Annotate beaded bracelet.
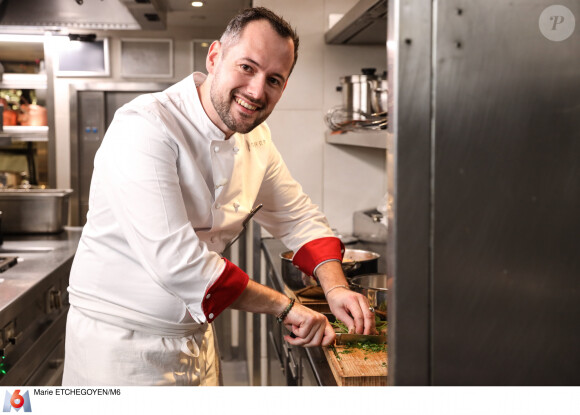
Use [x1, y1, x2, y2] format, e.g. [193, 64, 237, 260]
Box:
[276, 298, 295, 324]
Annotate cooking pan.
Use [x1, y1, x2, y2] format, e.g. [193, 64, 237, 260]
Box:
[349, 274, 387, 317]
[280, 248, 380, 291]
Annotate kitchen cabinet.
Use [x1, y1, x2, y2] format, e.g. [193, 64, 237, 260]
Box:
[0, 229, 82, 385]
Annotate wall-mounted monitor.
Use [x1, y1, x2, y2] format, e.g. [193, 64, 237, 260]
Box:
[56, 38, 110, 77]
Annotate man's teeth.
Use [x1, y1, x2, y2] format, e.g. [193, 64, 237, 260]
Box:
[236, 98, 257, 110]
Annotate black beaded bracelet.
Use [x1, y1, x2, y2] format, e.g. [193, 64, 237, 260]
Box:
[276, 298, 295, 324]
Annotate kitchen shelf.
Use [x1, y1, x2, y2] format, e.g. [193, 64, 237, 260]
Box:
[325, 130, 386, 149]
[325, 0, 387, 45]
[0, 126, 49, 143]
[0, 73, 47, 90]
[1, 73, 49, 144]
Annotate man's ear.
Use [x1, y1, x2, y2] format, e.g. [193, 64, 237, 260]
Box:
[206, 41, 222, 74]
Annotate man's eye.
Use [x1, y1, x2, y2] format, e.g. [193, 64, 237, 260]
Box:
[269, 77, 281, 86]
[241, 64, 252, 72]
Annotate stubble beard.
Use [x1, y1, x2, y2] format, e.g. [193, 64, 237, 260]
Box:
[209, 74, 269, 135]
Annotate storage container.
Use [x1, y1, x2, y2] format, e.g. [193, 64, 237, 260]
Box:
[0, 189, 73, 234]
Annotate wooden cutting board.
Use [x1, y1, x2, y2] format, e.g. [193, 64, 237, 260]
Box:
[323, 344, 388, 386]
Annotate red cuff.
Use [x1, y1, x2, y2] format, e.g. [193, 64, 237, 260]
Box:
[292, 237, 345, 278]
[202, 258, 249, 323]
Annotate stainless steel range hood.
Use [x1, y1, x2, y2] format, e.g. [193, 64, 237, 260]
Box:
[0, 0, 166, 31]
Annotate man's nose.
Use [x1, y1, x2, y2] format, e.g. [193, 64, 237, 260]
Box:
[246, 75, 266, 101]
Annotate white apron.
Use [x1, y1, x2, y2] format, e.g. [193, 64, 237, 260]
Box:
[62, 305, 221, 386]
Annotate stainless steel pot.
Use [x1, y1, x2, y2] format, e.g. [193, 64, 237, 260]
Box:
[338, 68, 387, 117]
[349, 274, 388, 316]
[370, 77, 388, 114]
[280, 248, 380, 291]
[338, 68, 376, 119]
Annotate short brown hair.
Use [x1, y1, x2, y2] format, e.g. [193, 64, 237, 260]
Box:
[220, 7, 300, 75]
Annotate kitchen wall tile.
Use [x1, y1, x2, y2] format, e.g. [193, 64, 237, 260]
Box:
[276, 32, 325, 111]
[323, 143, 387, 234]
[266, 110, 325, 207]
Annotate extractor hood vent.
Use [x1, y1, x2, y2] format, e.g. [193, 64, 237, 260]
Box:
[0, 0, 166, 31]
[120, 0, 166, 30]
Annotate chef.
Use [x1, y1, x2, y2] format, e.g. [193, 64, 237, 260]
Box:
[63, 6, 375, 386]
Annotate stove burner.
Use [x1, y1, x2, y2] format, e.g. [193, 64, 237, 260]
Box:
[0, 257, 18, 273]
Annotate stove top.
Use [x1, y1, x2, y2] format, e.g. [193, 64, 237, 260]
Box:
[0, 256, 18, 273]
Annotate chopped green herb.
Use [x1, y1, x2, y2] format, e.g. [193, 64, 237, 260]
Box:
[331, 315, 387, 334]
[340, 340, 386, 354]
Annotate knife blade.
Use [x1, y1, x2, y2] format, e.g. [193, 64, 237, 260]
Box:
[335, 333, 386, 345]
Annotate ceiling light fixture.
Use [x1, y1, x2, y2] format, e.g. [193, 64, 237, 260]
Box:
[191, 1, 204, 7]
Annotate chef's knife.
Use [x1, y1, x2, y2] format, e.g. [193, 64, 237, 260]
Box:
[335, 333, 386, 345]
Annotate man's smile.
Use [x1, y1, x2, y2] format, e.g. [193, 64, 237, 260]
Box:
[235, 96, 260, 111]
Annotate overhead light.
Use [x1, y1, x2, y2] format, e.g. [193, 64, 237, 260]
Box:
[191, 1, 204, 7]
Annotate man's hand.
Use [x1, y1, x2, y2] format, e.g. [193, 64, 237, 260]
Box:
[230, 279, 335, 347]
[315, 260, 376, 335]
[283, 303, 336, 347]
[325, 287, 376, 335]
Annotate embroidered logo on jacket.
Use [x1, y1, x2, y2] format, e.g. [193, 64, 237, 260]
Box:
[247, 139, 267, 151]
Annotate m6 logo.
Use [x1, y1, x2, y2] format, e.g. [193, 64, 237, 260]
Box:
[2, 390, 32, 413]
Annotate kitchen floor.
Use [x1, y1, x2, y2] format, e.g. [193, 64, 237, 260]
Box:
[221, 359, 249, 386]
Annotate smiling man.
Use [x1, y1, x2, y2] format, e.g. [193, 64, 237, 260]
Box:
[203, 18, 293, 135]
[63, 7, 375, 386]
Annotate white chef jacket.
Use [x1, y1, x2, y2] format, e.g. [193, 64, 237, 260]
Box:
[63, 73, 344, 385]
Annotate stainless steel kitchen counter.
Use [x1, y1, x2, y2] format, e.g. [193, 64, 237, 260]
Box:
[261, 237, 386, 386]
[0, 227, 82, 315]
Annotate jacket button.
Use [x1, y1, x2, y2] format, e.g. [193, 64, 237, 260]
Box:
[206, 293, 211, 300]
[233, 146, 240, 153]
[209, 313, 214, 319]
[215, 203, 221, 209]
[214, 146, 220, 153]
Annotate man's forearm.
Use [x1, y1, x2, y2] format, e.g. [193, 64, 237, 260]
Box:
[229, 279, 290, 316]
[315, 260, 349, 296]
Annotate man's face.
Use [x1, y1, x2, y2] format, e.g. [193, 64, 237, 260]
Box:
[208, 20, 294, 135]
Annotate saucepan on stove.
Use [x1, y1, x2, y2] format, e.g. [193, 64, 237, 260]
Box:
[349, 274, 388, 317]
[280, 248, 380, 291]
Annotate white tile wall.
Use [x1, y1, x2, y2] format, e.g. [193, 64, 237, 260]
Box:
[266, 110, 326, 207]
